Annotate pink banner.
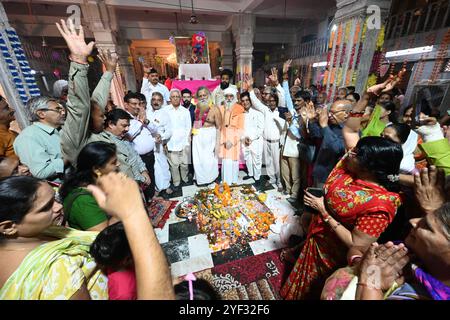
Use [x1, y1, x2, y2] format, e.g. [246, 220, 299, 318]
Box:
[172, 79, 220, 95]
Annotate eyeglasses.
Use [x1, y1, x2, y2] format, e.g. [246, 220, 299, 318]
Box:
[330, 110, 346, 115]
[41, 107, 65, 114]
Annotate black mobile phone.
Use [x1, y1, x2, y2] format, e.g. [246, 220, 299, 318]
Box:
[304, 187, 324, 214]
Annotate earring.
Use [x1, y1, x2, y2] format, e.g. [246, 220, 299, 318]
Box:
[95, 170, 102, 177]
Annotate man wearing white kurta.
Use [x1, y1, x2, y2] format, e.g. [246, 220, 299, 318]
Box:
[124, 92, 159, 200]
[240, 91, 264, 189]
[141, 67, 171, 106]
[247, 83, 285, 190]
[166, 89, 192, 189]
[147, 92, 172, 194]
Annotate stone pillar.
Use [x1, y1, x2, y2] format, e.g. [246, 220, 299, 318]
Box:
[81, 1, 136, 94]
[0, 2, 40, 129]
[232, 14, 255, 91]
[325, 0, 392, 100]
[221, 31, 233, 72]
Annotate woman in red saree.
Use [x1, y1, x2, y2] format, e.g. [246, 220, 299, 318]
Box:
[280, 136, 403, 299]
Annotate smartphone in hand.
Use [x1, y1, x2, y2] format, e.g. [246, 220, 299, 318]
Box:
[304, 187, 324, 214]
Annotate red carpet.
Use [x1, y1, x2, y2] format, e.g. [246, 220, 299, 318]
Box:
[197, 249, 290, 300]
[147, 198, 178, 229]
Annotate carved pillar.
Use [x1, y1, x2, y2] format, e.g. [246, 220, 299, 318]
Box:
[325, 0, 392, 100]
[232, 13, 255, 91]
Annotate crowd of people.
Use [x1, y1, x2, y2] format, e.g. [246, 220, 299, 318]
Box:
[0, 20, 449, 300]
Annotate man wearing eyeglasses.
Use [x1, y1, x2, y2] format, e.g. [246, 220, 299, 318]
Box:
[308, 99, 352, 188]
[13, 96, 67, 181]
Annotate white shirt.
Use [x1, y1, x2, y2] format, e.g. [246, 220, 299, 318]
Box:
[249, 91, 285, 141]
[141, 78, 171, 107]
[127, 112, 158, 155]
[146, 107, 172, 142]
[166, 104, 192, 151]
[243, 108, 264, 142]
[281, 110, 300, 158]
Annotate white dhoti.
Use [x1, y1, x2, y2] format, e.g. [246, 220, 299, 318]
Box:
[154, 145, 171, 191]
[264, 140, 281, 185]
[192, 126, 219, 185]
[243, 137, 263, 180]
[221, 158, 239, 184]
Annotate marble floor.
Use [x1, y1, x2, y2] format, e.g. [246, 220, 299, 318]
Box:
[154, 168, 303, 278]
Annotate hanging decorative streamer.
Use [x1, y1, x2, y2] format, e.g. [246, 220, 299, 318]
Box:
[0, 28, 40, 105]
[366, 24, 386, 89]
[430, 29, 450, 83]
[412, 32, 437, 84]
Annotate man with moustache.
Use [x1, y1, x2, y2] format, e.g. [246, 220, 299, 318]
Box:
[218, 87, 245, 185]
[146, 92, 173, 197]
[211, 69, 237, 107]
[181, 88, 196, 125]
[192, 86, 222, 186]
[124, 91, 159, 200]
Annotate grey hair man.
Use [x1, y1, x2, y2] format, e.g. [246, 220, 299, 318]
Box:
[13, 96, 67, 181]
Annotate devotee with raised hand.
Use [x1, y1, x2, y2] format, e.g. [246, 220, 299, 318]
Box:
[56, 19, 116, 166]
[0, 95, 17, 158]
[240, 91, 264, 190]
[245, 77, 285, 190]
[146, 92, 173, 197]
[192, 87, 222, 186]
[13, 96, 67, 182]
[87, 172, 175, 300]
[280, 60, 302, 201]
[166, 89, 192, 191]
[141, 64, 170, 106]
[307, 99, 352, 188]
[212, 69, 237, 107]
[0, 171, 174, 300]
[218, 87, 245, 185]
[281, 136, 403, 300]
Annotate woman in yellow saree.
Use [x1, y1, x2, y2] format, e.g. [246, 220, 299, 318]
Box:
[0, 176, 108, 300]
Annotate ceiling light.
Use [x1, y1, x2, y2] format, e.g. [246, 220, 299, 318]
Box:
[313, 61, 327, 68]
[190, 14, 199, 24]
[386, 46, 433, 58]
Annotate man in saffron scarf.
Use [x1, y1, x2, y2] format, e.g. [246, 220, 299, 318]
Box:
[218, 87, 245, 184]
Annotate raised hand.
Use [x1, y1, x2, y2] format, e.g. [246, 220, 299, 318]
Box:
[318, 108, 329, 128]
[142, 63, 152, 74]
[55, 19, 94, 63]
[414, 166, 446, 215]
[269, 67, 279, 86]
[283, 59, 293, 74]
[98, 49, 118, 73]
